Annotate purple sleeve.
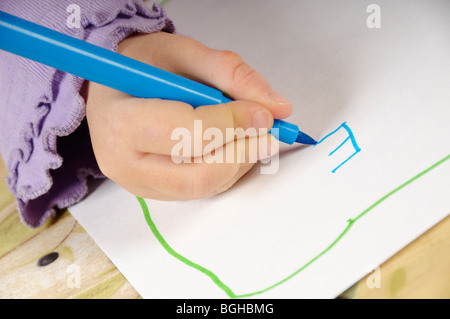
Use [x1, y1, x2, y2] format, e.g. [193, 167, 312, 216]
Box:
[0, 0, 176, 228]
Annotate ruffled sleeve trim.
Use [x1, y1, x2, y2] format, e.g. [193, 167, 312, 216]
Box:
[3, 1, 175, 228]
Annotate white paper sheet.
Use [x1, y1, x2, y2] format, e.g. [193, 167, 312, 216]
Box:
[70, 0, 450, 298]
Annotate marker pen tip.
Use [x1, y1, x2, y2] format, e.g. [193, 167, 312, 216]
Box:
[295, 131, 317, 145]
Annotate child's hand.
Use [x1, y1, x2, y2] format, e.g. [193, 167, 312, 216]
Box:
[85, 32, 292, 200]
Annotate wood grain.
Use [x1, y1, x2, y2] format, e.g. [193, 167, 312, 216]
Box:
[0, 159, 139, 299]
[0, 158, 448, 299]
[343, 215, 450, 299]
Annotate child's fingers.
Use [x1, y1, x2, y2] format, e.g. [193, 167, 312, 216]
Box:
[113, 97, 275, 156]
[113, 134, 278, 200]
[118, 32, 293, 119]
[130, 162, 254, 201]
[211, 164, 254, 196]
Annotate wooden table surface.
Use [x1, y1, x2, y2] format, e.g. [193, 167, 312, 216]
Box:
[0, 158, 449, 299]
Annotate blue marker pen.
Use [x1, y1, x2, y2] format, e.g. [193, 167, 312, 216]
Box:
[0, 11, 316, 145]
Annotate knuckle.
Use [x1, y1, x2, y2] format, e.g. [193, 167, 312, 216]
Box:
[215, 50, 254, 84]
[225, 54, 256, 86]
[216, 50, 243, 64]
[231, 60, 253, 84]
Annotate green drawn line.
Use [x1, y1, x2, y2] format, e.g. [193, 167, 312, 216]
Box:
[137, 154, 449, 298]
[137, 196, 237, 298]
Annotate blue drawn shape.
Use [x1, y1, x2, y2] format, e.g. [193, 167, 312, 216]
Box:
[315, 122, 361, 173]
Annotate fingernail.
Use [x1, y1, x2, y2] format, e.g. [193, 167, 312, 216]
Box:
[268, 91, 291, 105]
[252, 110, 271, 130]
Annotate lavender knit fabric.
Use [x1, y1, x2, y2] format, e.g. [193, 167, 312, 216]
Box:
[0, 0, 175, 228]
